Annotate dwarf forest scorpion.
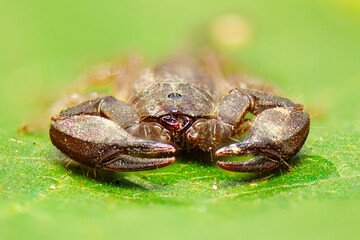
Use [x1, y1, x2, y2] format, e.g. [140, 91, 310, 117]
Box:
[50, 54, 310, 172]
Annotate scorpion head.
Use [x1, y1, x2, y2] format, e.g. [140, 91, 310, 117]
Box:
[131, 83, 217, 119]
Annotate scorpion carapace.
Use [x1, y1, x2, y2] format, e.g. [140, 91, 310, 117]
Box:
[50, 54, 310, 172]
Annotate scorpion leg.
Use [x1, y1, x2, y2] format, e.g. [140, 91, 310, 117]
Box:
[216, 89, 310, 172]
[50, 96, 175, 171]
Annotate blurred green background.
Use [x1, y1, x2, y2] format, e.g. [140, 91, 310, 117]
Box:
[0, 0, 359, 240]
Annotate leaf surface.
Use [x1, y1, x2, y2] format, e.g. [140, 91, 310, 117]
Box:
[0, 0, 359, 239]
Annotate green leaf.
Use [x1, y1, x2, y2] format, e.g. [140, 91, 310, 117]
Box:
[0, 0, 359, 240]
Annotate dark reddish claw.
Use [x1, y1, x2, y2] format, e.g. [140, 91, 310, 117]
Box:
[215, 147, 238, 157]
[102, 155, 176, 172]
[217, 157, 279, 172]
[50, 115, 177, 172]
[215, 107, 310, 172]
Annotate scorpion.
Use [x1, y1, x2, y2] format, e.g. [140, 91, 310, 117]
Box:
[50, 54, 310, 173]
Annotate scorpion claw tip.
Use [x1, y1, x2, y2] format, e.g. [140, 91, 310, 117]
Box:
[215, 145, 241, 157]
[217, 157, 280, 172]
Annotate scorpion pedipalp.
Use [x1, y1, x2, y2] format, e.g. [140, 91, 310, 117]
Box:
[216, 107, 310, 172]
[50, 115, 175, 171]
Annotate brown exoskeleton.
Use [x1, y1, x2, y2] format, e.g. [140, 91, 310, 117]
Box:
[50, 54, 310, 173]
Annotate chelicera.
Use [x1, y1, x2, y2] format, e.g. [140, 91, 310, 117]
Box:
[50, 54, 310, 173]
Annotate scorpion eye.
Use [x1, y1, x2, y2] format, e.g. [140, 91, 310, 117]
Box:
[167, 92, 182, 99]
